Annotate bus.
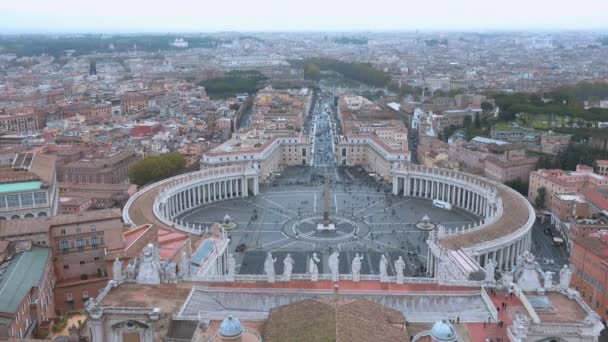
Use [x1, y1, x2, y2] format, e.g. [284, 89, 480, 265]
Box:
[432, 199, 452, 210]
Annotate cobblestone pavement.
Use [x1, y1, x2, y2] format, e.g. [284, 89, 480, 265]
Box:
[177, 166, 479, 277]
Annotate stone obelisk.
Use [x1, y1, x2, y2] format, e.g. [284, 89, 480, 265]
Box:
[317, 175, 335, 230]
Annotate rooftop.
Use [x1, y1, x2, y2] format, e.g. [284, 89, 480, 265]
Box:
[0, 245, 50, 315]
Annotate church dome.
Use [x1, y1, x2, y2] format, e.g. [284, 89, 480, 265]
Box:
[219, 315, 243, 339]
[430, 320, 457, 341]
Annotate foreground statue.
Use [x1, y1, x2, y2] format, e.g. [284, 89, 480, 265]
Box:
[264, 252, 277, 283]
[309, 253, 320, 281]
[352, 253, 363, 282]
[112, 257, 123, 282]
[283, 254, 294, 281]
[136, 244, 161, 284]
[329, 251, 340, 281]
[394, 256, 405, 284]
[559, 265, 572, 288]
[379, 255, 388, 282]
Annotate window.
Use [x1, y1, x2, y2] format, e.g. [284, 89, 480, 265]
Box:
[79, 260, 85, 265]
[76, 227, 81, 233]
[94, 257, 100, 261]
[7, 194, 19, 207]
[34, 192, 47, 204]
[76, 239, 85, 250]
[82, 291, 89, 299]
[91, 236, 99, 247]
[61, 229, 66, 236]
[63, 265, 69, 270]
[20, 193, 34, 206]
[60, 240, 69, 250]
[91, 225, 96, 231]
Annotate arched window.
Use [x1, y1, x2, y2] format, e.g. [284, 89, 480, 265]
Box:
[24, 213, 34, 218]
[11, 215, 20, 220]
[38, 212, 48, 217]
[0, 216, 6, 220]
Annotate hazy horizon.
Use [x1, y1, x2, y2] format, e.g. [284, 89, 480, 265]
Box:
[2, 0, 608, 34]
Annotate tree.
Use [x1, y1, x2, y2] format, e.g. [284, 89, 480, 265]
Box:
[536, 155, 555, 169]
[481, 101, 495, 113]
[505, 179, 529, 196]
[304, 63, 321, 82]
[535, 186, 547, 209]
[463, 115, 472, 128]
[474, 112, 481, 129]
[128, 153, 186, 186]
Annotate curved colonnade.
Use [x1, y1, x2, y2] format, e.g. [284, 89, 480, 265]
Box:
[123, 165, 260, 235]
[124, 164, 534, 279]
[392, 166, 535, 275]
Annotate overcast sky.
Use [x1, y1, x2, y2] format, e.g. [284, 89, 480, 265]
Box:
[1, 0, 608, 33]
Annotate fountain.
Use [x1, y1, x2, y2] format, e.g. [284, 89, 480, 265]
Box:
[416, 214, 435, 231]
[219, 214, 237, 230]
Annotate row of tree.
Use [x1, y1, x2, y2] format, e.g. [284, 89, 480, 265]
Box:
[0, 35, 221, 58]
[301, 58, 391, 87]
[128, 153, 186, 187]
[199, 70, 267, 99]
[493, 83, 608, 125]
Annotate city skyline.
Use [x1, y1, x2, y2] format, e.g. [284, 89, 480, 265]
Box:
[2, 0, 608, 33]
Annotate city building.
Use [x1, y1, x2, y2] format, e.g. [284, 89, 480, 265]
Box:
[336, 95, 411, 180]
[0, 243, 55, 339]
[200, 129, 311, 182]
[58, 149, 139, 184]
[570, 230, 608, 321]
[0, 112, 43, 134]
[528, 165, 608, 211]
[449, 138, 537, 182]
[596, 160, 608, 177]
[0, 152, 59, 220]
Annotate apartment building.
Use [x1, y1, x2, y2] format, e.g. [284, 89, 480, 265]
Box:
[58, 149, 139, 184]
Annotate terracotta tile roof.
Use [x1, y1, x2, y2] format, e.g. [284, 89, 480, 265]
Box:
[263, 297, 408, 342]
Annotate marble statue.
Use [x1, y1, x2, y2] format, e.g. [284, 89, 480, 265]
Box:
[329, 251, 340, 281]
[544, 271, 554, 289]
[125, 258, 137, 281]
[227, 253, 236, 281]
[178, 252, 189, 279]
[283, 254, 294, 281]
[164, 263, 178, 284]
[394, 256, 405, 284]
[559, 265, 573, 288]
[436, 259, 451, 280]
[352, 253, 363, 282]
[379, 255, 388, 282]
[484, 258, 497, 282]
[309, 253, 320, 281]
[112, 257, 123, 282]
[136, 244, 161, 284]
[264, 252, 277, 283]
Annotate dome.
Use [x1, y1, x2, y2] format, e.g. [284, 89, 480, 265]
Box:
[430, 320, 456, 342]
[219, 315, 243, 338]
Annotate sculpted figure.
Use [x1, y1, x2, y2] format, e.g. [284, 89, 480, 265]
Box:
[379, 255, 388, 282]
[352, 253, 363, 282]
[309, 253, 320, 281]
[112, 257, 123, 282]
[394, 256, 405, 284]
[329, 251, 340, 281]
[264, 252, 277, 283]
[559, 265, 573, 288]
[283, 254, 294, 281]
